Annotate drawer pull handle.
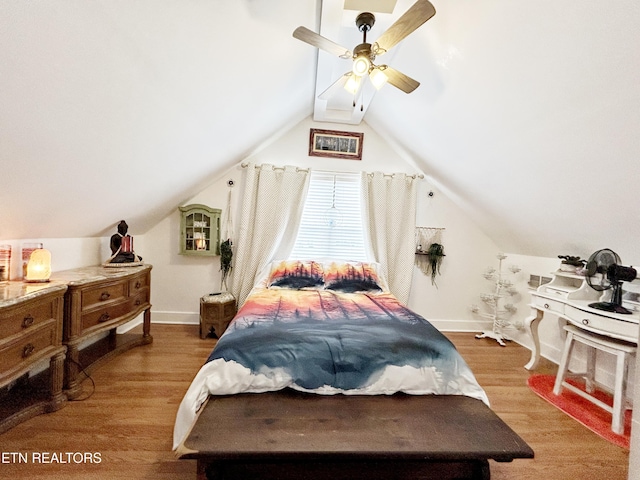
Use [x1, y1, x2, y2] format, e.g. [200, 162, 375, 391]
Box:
[135, 299, 141, 306]
[543, 303, 550, 309]
[22, 315, 35, 328]
[135, 281, 142, 289]
[100, 292, 111, 301]
[99, 313, 111, 323]
[22, 343, 35, 358]
[582, 319, 589, 326]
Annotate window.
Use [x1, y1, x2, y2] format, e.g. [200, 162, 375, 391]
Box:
[289, 171, 368, 261]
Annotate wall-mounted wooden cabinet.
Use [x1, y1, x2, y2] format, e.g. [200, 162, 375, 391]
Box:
[179, 204, 221, 256]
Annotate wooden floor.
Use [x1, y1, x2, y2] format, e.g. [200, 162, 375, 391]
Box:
[0, 324, 630, 479]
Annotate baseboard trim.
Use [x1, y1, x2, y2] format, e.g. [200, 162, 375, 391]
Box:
[147, 314, 497, 333]
[429, 318, 493, 333]
[146, 312, 553, 363]
[150, 310, 199, 325]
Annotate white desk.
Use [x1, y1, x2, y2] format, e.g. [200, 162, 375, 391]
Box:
[524, 270, 639, 434]
[524, 270, 639, 370]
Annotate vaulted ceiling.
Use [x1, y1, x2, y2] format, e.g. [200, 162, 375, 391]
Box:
[1, 1, 639, 262]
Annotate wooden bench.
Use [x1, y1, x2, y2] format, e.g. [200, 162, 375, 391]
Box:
[177, 390, 534, 480]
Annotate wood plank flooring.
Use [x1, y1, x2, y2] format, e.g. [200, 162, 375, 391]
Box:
[0, 324, 630, 479]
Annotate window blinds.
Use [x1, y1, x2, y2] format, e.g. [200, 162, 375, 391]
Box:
[289, 171, 368, 261]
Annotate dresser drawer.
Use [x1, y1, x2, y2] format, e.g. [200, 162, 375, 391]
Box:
[565, 305, 639, 343]
[81, 300, 133, 332]
[0, 297, 58, 339]
[130, 289, 150, 310]
[81, 282, 127, 311]
[533, 296, 565, 315]
[0, 320, 58, 375]
[540, 286, 572, 299]
[129, 273, 150, 294]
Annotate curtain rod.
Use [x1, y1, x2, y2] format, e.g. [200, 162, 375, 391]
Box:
[365, 172, 424, 180]
[240, 162, 310, 173]
[240, 162, 424, 179]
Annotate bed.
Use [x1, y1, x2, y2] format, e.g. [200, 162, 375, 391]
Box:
[174, 260, 533, 479]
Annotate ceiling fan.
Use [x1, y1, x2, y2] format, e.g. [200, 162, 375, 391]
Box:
[293, 0, 436, 99]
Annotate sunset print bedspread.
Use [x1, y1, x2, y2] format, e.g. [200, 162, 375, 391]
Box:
[173, 287, 488, 449]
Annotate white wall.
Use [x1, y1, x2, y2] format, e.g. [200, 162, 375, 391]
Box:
[143, 116, 501, 328]
[409, 180, 500, 331]
[0, 237, 109, 279]
[141, 173, 235, 324]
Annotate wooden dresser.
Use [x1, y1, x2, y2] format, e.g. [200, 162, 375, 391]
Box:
[0, 282, 68, 433]
[51, 265, 152, 399]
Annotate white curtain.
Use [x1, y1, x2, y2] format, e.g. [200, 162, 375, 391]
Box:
[362, 172, 418, 304]
[231, 163, 310, 307]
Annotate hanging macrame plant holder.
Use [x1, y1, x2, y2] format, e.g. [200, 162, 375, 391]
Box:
[220, 181, 234, 292]
[415, 227, 445, 286]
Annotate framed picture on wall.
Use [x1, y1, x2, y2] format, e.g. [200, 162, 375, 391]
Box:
[308, 129, 364, 160]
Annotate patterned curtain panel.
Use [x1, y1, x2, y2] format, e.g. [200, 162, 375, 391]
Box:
[231, 163, 310, 307]
[362, 172, 418, 304]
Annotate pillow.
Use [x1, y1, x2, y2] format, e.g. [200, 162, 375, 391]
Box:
[323, 261, 383, 293]
[267, 260, 325, 290]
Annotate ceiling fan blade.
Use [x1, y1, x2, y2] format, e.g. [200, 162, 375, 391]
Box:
[373, 0, 436, 55]
[382, 66, 420, 93]
[318, 73, 350, 100]
[293, 26, 352, 58]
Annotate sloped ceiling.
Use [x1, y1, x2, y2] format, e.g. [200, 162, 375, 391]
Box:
[364, 0, 640, 260]
[1, 1, 639, 262]
[0, 0, 318, 239]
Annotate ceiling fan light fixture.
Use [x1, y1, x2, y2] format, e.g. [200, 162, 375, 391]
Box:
[344, 73, 362, 95]
[292, 1, 437, 96]
[352, 54, 371, 76]
[369, 66, 388, 89]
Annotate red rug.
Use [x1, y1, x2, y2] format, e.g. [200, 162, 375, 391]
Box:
[527, 374, 631, 449]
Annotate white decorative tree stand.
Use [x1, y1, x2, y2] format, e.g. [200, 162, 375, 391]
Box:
[472, 253, 521, 346]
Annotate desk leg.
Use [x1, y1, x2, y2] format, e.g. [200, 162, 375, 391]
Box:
[524, 307, 544, 370]
[611, 351, 629, 435]
[142, 307, 153, 344]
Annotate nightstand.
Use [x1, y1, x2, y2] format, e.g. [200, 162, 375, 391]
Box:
[200, 292, 236, 339]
